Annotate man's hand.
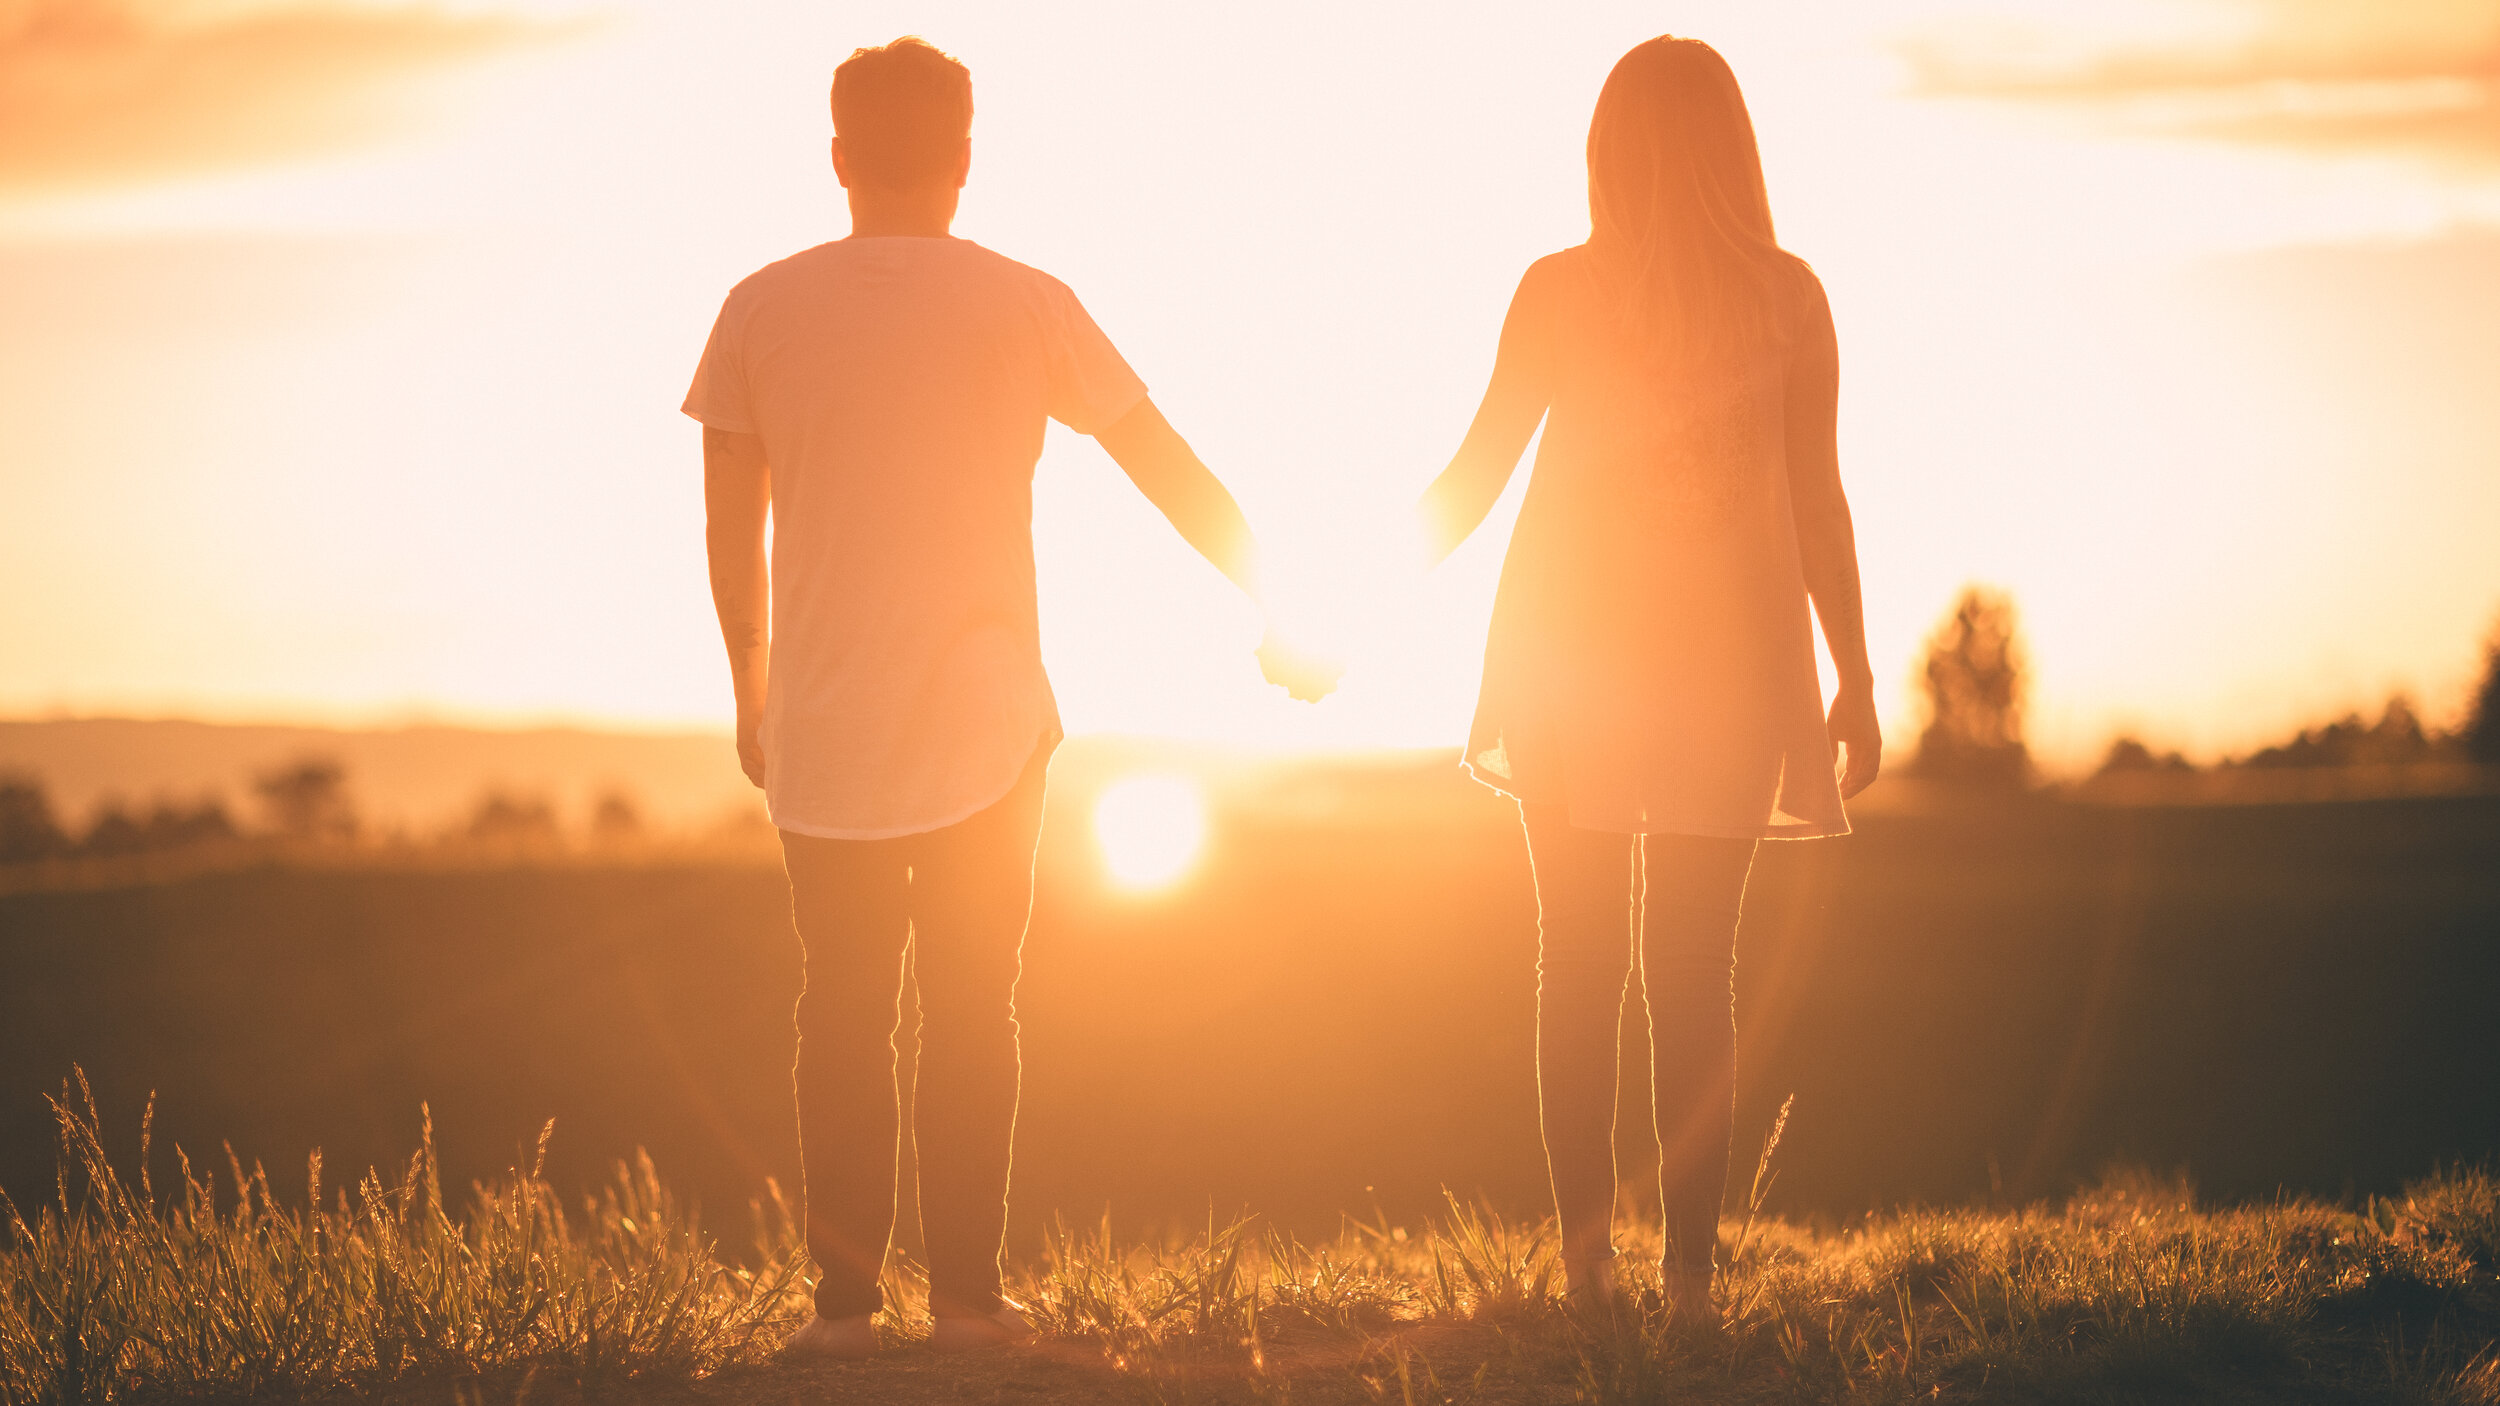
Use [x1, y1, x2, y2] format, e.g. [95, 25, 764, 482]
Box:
[735, 705, 767, 789]
[1256, 627, 1344, 703]
[1828, 686, 1883, 799]
[704, 425, 773, 791]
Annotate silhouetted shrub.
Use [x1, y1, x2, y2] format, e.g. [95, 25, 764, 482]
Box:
[590, 790, 644, 844]
[142, 798, 238, 850]
[1909, 586, 2030, 789]
[2096, 737, 2194, 777]
[0, 773, 68, 863]
[253, 756, 357, 841]
[76, 797, 237, 858]
[467, 790, 560, 845]
[79, 802, 149, 858]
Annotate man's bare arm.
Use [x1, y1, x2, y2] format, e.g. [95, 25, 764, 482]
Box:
[1093, 398, 1349, 699]
[703, 426, 772, 787]
[1093, 397, 1258, 597]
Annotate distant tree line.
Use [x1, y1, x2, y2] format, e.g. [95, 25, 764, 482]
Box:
[1906, 591, 2500, 788]
[11, 600, 2494, 853]
[2097, 618, 2500, 779]
[0, 753, 650, 866]
[0, 779, 237, 865]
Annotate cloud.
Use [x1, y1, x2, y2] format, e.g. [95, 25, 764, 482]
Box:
[1898, 0, 2500, 162]
[0, 1, 584, 192]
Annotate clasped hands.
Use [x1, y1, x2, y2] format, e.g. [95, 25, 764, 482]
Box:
[1243, 512, 1441, 705]
[1247, 560, 1393, 705]
[1254, 625, 1345, 703]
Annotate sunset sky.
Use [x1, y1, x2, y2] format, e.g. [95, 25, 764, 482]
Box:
[3, 0, 2497, 770]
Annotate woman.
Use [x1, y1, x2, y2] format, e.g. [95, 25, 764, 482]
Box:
[1416, 36, 1882, 1325]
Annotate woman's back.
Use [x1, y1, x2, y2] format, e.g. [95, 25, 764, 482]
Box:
[1537, 248, 1801, 546]
[1465, 245, 1847, 838]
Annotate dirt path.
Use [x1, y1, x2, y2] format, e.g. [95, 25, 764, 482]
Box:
[329, 1325, 1594, 1406]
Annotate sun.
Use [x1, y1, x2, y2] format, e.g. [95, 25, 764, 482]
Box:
[1093, 775, 1207, 890]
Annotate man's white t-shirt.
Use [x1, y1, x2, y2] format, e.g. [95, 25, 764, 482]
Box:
[683, 237, 1147, 839]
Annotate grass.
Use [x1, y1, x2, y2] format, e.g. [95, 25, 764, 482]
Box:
[3, 1078, 2496, 1405]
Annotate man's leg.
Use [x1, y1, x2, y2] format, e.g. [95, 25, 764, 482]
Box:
[780, 830, 914, 1321]
[905, 745, 1052, 1321]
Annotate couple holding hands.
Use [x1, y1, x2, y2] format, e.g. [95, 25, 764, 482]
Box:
[684, 32, 1881, 1357]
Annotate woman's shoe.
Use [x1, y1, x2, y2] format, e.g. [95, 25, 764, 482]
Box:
[929, 1302, 1036, 1352]
[784, 1313, 878, 1360]
[1561, 1257, 1625, 1326]
[1660, 1264, 1719, 1334]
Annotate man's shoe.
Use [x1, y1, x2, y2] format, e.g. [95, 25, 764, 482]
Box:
[785, 1313, 878, 1360]
[928, 1303, 1036, 1352]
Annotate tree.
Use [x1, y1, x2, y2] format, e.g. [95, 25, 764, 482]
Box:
[254, 756, 357, 841]
[2470, 620, 2500, 765]
[0, 773, 68, 863]
[1910, 586, 2031, 788]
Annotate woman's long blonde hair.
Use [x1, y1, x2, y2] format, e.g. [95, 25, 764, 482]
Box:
[1585, 37, 1806, 362]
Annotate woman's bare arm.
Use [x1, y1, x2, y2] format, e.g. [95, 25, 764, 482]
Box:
[1785, 274, 1882, 797]
[704, 426, 772, 787]
[1416, 263, 1559, 565]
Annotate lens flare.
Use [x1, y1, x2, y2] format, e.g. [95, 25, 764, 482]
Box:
[1093, 774, 1206, 889]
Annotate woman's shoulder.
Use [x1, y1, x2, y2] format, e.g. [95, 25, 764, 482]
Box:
[1509, 246, 1599, 328]
[1776, 256, 1835, 362]
[1781, 256, 1830, 318]
[1522, 245, 1595, 291]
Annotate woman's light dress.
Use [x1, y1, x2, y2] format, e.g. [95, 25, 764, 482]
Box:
[1465, 246, 1849, 840]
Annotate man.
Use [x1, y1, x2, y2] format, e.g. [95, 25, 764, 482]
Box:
[684, 37, 1292, 1357]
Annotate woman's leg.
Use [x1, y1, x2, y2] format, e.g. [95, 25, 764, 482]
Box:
[1637, 834, 1757, 1273]
[1518, 802, 1640, 1272]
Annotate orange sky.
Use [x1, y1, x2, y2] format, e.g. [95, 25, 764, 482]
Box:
[3, 0, 2498, 770]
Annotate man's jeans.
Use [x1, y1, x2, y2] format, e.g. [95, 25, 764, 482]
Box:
[778, 745, 1050, 1321]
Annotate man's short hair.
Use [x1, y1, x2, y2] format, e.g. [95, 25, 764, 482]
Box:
[832, 37, 973, 188]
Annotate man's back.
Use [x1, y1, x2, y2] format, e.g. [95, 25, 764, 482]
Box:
[684, 236, 1145, 838]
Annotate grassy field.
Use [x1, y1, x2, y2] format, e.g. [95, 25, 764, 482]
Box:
[4, 759, 2498, 1401]
[6, 770, 2497, 1242]
[5, 1081, 2496, 1405]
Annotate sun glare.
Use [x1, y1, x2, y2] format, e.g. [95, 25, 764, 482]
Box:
[1093, 775, 1207, 890]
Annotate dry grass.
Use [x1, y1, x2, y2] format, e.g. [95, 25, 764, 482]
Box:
[4, 1077, 2495, 1405]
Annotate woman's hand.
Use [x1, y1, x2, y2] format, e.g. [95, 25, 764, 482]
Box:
[1827, 686, 1882, 799]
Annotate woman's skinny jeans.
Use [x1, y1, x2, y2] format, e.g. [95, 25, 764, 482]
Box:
[1519, 802, 1756, 1274]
